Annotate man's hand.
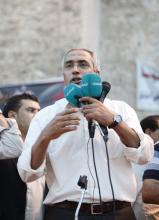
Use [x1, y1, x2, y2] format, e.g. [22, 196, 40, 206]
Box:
[80, 97, 140, 148]
[31, 107, 80, 169]
[41, 108, 80, 141]
[0, 111, 9, 128]
[79, 97, 115, 127]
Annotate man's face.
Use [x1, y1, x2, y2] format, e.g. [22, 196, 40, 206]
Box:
[150, 120, 159, 143]
[15, 99, 40, 136]
[63, 49, 96, 85]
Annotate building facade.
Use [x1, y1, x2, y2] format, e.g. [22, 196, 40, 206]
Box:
[0, 0, 159, 118]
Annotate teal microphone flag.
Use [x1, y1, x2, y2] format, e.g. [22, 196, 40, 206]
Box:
[80, 73, 102, 98]
[64, 83, 83, 107]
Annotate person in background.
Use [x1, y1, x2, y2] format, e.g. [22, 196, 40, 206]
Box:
[132, 162, 146, 220]
[17, 48, 153, 220]
[0, 93, 45, 220]
[0, 108, 23, 159]
[141, 115, 159, 220]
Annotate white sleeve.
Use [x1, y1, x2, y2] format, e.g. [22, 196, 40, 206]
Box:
[0, 119, 23, 159]
[17, 111, 48, 183]
[17, 146, 46, 182]
[121, 103, 154, 164]
[124, 133, 154, 164]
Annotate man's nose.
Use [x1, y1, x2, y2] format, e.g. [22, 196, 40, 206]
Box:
[72, 64, 80, 75]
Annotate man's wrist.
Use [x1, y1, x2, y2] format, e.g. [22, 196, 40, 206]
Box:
[108, 114, 123, 129]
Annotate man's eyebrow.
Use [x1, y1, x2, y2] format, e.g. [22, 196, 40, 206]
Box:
[64, 60, 73, 64]
[79, 60, 90, 63]
[26, 107, 40, 110]
[65, 59, 89, 64]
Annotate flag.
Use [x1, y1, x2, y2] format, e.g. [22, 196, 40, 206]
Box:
[137, 60, 159, 111]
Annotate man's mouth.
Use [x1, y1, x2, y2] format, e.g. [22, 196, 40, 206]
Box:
[71, 78, 81, 85]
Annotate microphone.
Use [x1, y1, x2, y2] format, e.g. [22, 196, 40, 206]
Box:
[98, 81, 111, 141]
[75, 175, 88, 220]
[64, 74, 110, 139]
[80, 73, 103, 138]
[99, 81, 111, 102]
[81, 73, 102, 98]
[64, 83, 83, 107]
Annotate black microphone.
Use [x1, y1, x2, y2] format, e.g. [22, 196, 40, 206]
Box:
[98, 81, 111, 140]
[99, 81, 111, 102]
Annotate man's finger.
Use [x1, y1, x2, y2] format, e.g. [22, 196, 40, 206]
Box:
[79, 97, 97, 104]
[57, 108, 79, 116]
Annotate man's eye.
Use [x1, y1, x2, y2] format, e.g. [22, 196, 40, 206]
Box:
[79, 61, 89, 68]
[65, 63, 73, 68]
[26, 108, 36, 113]
[27, 109, 34, 113]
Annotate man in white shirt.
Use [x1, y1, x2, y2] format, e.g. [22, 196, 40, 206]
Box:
[0, 108, 23, 159]
[17, 48, 153, 220]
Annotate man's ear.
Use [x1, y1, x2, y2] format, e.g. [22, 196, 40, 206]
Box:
[94, 67, 100, 74]
[8, 111, 17, 119]
[145, 128, 152, 136]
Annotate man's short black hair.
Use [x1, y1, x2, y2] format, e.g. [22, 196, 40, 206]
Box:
[140, 115, 159, 132]
[3, 92, 39, 117]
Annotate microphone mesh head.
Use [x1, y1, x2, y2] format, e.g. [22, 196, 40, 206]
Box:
[64, 83, 83, 107]
[81, 73, 102, 98]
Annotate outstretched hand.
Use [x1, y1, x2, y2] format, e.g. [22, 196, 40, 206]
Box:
[41, 108, 80, 141]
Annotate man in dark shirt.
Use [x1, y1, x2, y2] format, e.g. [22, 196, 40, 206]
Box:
[141, 115, 159, 219]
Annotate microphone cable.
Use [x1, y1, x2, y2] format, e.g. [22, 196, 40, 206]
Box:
[96, 123, 116, 216]
[86, 136, 104, 220]
[90, 137, 103, 210]
[86, 135, 103, 210]
[86, 138, 96, 202]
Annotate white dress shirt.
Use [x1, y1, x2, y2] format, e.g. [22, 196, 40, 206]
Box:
[0, 118, 23, 159]
[25, 177, 45, 220]
[17, 98, 154, 205]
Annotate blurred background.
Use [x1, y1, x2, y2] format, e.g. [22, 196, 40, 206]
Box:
[0, 0, 159, 118]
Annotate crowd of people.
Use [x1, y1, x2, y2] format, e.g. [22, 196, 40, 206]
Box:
[0, 48, 158, 220]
